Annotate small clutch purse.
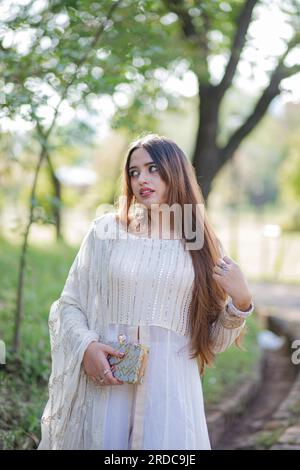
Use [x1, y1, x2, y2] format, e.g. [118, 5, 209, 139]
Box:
[106, 332, 150, 384]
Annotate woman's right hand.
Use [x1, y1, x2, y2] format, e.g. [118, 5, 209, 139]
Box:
[82, 341, 125, 386]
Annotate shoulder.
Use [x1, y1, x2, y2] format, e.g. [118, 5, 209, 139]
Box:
[92, 212, 117, 239]
[93, 211, 116, 226]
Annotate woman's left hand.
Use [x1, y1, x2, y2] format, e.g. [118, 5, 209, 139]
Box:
[212, 255, 252, 311]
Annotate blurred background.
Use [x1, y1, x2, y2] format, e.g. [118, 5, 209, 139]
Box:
[0, 0, 299, 450]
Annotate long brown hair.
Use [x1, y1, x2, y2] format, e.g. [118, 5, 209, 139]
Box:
[115, 133, 241, 374]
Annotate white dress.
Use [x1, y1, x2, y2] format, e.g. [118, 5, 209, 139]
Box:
[62, 324, 211, 450]
[38, 212, 246, 450]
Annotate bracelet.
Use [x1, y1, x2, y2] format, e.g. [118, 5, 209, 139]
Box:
[226, 299, 254, 318]
[219, 308, 246, 329]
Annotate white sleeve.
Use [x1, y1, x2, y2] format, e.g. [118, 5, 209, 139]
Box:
[209, 308, 245, 354]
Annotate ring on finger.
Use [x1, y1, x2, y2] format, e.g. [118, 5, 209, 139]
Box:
[220, 263, 230, 271]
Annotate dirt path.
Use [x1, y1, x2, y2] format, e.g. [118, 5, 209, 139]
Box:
[215, 281, 300, 450]
[215, 347, 298, 449]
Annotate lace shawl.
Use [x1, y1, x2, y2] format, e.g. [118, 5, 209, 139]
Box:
[38, 216, 112, 449]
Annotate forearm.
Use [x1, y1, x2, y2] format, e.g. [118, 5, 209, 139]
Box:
[210, 299, 254, 354]
[58, 300, 99, 356]
[231, 293, 252, 312]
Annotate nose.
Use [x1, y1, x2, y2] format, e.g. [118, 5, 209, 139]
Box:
[138, 171, 149, 185]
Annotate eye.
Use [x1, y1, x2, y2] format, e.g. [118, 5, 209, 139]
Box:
[129, 164, 157, 178]
[149, 165, 157, 173]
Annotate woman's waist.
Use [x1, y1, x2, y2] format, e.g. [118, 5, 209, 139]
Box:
[98, 322, 190, 347]
[99, 309, 190, 336]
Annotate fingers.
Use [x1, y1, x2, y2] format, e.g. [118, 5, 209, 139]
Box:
[103, 370, 124, 386]
[103, 361, 124, 385]
[85, 343, 126, 386]
[91, 370, 123, 386]
[213, 265, 226, 276]
[213, 257, 233, 281]
[101, 344, 125, 359]
[93, 357, 124, 386]
[102, 366, 117, 385]
[216, 257, 229, 268]
[213, 264, 231, 277]
[99, 369, 113, 385]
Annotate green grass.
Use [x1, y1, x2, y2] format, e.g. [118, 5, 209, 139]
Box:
[255, 427, 286, 449]
[202, 314, 262, 406]
[0, 236, 77, 449]
[0, 235, 262, 449]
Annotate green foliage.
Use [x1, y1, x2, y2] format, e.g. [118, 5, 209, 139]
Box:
[0, 236, 78, 449]
[202, 314, 261, 405]
[1, 0, 180, 132]
[277, 114, 300, 231]
[0, 236, 76, 377]
[212, 100, 300, 211]
[255, 427, 286, 449]
[279, 145, 300, 201]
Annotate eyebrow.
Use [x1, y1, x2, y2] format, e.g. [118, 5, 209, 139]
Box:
[129, 162, 155, 170]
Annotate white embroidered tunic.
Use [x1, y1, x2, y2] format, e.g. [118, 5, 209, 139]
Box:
[38, 212, 246, 450]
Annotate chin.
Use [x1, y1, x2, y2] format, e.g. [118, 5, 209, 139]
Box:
[136, 197, 154, 206]
[142, 201, 153, 210]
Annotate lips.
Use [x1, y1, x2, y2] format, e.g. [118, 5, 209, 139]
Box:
[139, 188, 155, 197]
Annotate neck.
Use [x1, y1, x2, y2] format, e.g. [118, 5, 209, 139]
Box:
[140, 209, 176, 238]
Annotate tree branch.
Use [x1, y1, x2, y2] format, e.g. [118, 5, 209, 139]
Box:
[217, 0, 258, 97]
[163, 0, 210, 65]
[221, 61, 300, 164]
[163, 0, 199, 38]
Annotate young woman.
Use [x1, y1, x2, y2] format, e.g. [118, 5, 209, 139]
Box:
[38, 133, 254, 450]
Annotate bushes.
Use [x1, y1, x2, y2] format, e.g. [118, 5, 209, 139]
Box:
[202, 314, 261, 406]
[0, 237, 77, 449]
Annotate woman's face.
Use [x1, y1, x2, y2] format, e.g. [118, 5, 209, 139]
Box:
[129, 147, 168, 210]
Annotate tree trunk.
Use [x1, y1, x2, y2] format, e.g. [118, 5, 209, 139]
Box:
[46, 152, 63, 242]
[13, 149, 45, 354]
[49, 166, 62, 242]
[192, 85, 223, 203]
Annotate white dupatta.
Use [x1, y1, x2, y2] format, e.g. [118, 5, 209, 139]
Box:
[38, 215, 113, 449]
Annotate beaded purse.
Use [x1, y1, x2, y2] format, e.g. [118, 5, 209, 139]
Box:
[106, 328, 150, 384]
